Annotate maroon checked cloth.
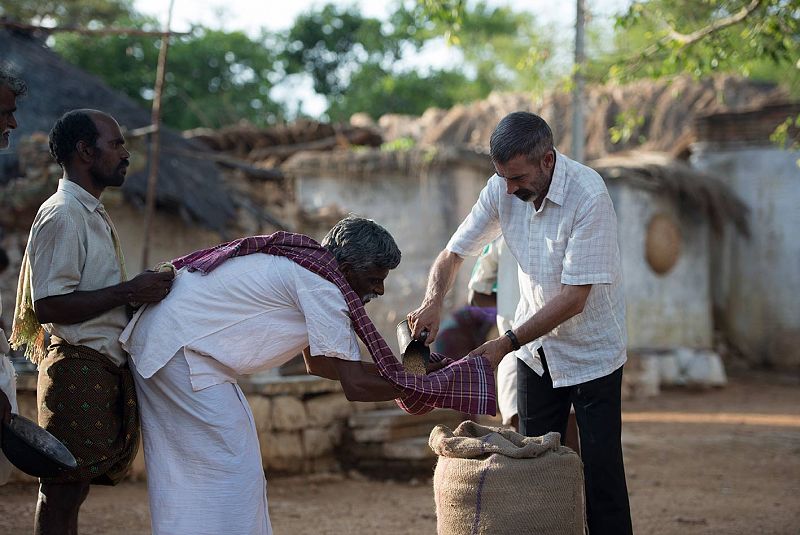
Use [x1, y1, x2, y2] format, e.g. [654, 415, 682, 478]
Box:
[172, 232, 496, 416]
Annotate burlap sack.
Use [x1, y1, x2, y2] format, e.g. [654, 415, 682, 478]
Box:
[430, 421, 585, 535]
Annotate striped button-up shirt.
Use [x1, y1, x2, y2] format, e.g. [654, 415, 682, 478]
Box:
[447, 150, 627, 387]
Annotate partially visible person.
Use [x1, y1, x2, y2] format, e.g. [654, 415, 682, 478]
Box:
[120, 217, 407, 535]
[432, 305, 497, 360]
[0, 67, 26, 485]
[10, 109, 174, 535]
[468, 238, 581, 454]
[468, 238, 519, 428]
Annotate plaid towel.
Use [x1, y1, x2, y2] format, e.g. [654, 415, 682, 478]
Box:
[172, 232, 496, 416]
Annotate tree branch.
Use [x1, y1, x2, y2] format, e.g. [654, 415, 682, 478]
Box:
[666, 0, 764, 46]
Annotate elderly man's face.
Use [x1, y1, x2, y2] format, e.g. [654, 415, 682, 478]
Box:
[343, 266, 390, 304]
[494, 151, 554, 204]
[0, 85, 18, 150]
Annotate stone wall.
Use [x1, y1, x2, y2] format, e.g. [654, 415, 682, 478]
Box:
[7, 373, 402, 483]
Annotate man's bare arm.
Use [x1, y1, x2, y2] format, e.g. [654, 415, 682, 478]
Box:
[34, 271, 174, 325]
[303, 348, 399, 401]
[302, 347, 340, 380]
[407, 249, 464, 343]
[469, 284, 592, 367]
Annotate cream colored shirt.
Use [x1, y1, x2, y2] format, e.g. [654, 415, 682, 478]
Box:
[121, 254, 362, 391]
[447, 150, 627, 388]
[26, 179, 128, 366]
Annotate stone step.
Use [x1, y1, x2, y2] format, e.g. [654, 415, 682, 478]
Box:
[348, 408, 464, 442]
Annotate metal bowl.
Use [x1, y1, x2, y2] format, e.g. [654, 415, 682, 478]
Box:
[1, 414, 77, 477]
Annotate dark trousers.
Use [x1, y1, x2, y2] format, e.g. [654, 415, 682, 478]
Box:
[518, 352, 633, 535]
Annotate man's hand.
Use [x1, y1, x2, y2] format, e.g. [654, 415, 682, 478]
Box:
[124, 271, 174, 304]
[467, 335, 514, 369]
[408, 249, 465, 345]
[407, 301, 442, 345]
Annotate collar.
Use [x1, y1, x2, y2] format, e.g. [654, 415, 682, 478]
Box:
[543, 149, 567, 207]
[58, 178, 101, 213]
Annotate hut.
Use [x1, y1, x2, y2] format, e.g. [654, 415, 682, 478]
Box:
[0, 28, 296, 336]
[591, 152, 747, 388]
[691, 103, 800, 371]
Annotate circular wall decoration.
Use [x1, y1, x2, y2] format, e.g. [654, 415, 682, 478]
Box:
[645, 213, 682, 275]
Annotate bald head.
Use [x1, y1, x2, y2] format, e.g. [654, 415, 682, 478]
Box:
[48, 109, 116, 166]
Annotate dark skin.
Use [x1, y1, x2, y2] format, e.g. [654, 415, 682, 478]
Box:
[301, 261, 446, 401]
[34, 112, 172, 535]
[33, 113, 173, 326]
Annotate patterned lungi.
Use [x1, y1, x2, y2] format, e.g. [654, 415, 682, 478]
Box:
[37, 342, 139, 484]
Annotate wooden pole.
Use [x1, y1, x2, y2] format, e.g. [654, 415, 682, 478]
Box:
[571, 0, 586, 163]
[140, 0, 175, 269]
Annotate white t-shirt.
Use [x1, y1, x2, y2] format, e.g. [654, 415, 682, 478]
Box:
[120, 254, 361, 391]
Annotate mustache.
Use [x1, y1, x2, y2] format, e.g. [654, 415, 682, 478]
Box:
[514, 189, 534, 201]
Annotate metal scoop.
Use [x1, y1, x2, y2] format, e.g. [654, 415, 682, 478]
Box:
[396, 320, 430, 375]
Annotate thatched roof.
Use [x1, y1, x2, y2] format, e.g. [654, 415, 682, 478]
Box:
[376, 75, 790, 160]
[0, 28, 235, 232]
[590, 151, 749, 235]
[284, 145, 492, 178]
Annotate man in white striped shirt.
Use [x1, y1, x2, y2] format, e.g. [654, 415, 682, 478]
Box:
[408, 111, 632, 534]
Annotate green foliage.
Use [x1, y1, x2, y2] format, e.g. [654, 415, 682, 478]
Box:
[399, 1, 559, 93]
[769, 113, 800, 149]
[609, 109, 646, 144]
[381, 136, 417, 151]
[325, 63, 484, 121]
[0, 0, 134, 27]
[282, 4, 395, 98]
[596, 0, 800, 92]
[52, 23, 284, 130]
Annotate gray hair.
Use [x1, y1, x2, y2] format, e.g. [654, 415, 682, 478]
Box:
[0, 67, 27, 97]
[489, 111, 554, 164]
[322, 216, 401, 273]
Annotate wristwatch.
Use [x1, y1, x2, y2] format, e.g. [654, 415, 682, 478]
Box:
[504, 329, 521, 351]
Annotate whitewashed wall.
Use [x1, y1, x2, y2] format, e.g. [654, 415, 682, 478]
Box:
[289, 153, 491, 354]
[611, 185, 714, 350]
[691, 146, 800, 369]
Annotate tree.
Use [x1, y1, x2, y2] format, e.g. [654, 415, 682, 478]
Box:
[0, 0, 134, 27]
[596, 0, 800, 91]
[281, 1, 558, 120]
[326, 63, 485, 120]
[52, 23, 285, 130]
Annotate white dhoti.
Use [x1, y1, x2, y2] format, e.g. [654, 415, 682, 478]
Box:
[131, 349, 272, 535]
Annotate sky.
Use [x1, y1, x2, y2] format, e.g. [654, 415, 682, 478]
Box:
[133, 0, 632, 116]
[133, 0, 631, 35]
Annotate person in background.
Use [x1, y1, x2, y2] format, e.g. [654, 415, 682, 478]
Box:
[468, 238, 580, 453]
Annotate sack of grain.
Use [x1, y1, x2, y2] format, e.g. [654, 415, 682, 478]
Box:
[430, 421, 585, 535]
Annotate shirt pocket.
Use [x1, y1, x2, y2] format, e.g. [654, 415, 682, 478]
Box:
[543, 237, 567, 278]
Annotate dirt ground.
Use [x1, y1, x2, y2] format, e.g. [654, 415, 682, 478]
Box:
[1, 372, 798, 534]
